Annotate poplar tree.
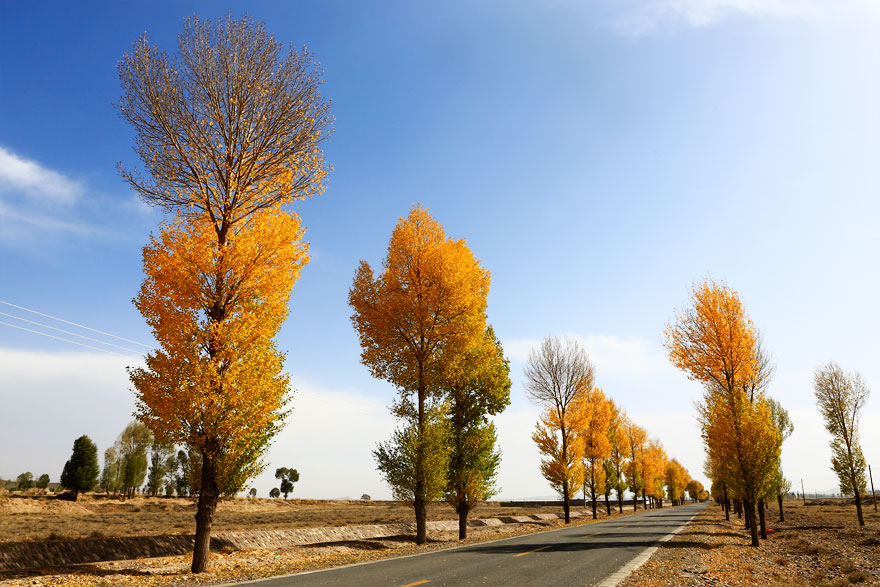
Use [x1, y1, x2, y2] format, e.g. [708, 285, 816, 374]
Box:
[444, 327, 511, 539]
[525, 336, 594, 523]
[666, 279, 781, 546]
[119, 14, 330, 572]
[814, 362, 870, 526]
[350, 204, 490, 544]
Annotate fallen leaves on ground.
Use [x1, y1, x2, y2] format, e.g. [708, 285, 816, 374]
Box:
[621, 499, 879, 587]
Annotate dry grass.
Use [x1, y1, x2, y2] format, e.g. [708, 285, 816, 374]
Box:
[621, 498, 880, 587]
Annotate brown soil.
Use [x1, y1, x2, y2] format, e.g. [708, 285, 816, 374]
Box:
[621, 498, 880, 586]
[0, 493, 610, 543]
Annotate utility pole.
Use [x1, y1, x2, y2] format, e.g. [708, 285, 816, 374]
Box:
[801, 479, 806, 505]
[870, 465, 878, 513]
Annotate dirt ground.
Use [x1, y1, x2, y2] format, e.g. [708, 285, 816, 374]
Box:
[0, 493, 607, 542]
[622, 498, 880, 586]
[0, 500, 638, 586]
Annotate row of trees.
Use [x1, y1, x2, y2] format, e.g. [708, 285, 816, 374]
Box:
[350, 205, 511, 542]
[666, 280, 790, 547]
[4, 472, 52, 491]
[525, 336, 705, 523]
[665, 279, 872, 548]
[48, 425, 299, 504]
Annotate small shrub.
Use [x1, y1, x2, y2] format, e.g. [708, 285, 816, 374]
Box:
[847, 570, 869, 584]
[838, 560, 856, 573]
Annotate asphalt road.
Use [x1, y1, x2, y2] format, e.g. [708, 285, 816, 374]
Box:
[231, 502, 706, 587]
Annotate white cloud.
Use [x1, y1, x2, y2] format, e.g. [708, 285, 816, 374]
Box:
[0, 146, 82, 204]
[0, 146, 157, 246]
[611, 0, 823, 36]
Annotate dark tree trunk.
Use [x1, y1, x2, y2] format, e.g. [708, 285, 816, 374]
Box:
[563, 488, 571, 523]
[618, 490, 624, 513]
[854, 487, 865, 526]
[415, 366, 428, 544]
[458, 506, 469, 540]
[605, 493, 611, 516]
[745, 500, 760, 547]
[777, 493, 785, 522]
[191, 453, 219, 573]
[743, 500, 751, 529]
[415, 496, 427, 544]
[723, 488, 730, 521]
[758, 500, 767, 539]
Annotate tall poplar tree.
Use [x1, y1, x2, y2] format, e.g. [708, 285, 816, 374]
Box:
[119, 14, 330, 572]
[666, 279, 781, 546]
[814, 362, 870, 526]
[525, 336, 595, 523]
[444, 327, 511, 539]
[349, 204, 490, 544]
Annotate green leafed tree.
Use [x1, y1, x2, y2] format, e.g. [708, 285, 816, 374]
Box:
[374, 401, 450, 511]
[114, 421, 153, 500]
[16, 472, 33, 491]
[443, 327, 511, 539]
[36, 474, 50, 490]
[146, 442, 175, 497]
[101, 447, 122, 496]
[767, 397, 794, 521]
[60, 436, 99, 500]
[814, 362, 870, 526]
[269, 487, 280, 498]
[275, 467, 300, 499]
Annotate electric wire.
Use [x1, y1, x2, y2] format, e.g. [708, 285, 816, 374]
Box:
[0, 311, 146, 355]
[0, 321, 138, 358]
[0, 299, 153, 349]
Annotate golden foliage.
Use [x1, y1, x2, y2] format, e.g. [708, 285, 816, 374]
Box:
[578, 388, 613, 503]
[130, 206, 308, 493]
[348, 204, 490, 395]
[533, 406, 585, 499]
[665, 279, 757, 391]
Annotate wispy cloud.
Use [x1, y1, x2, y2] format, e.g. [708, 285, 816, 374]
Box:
[0, 146, 82, 204]
[0, 145, 156, 246]
[611, 0, 823, 36]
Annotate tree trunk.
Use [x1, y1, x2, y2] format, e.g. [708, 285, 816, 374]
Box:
[605, 493, 611, 516]
[191, 454, 219, 573]
[563, 490, 571, 523]
[458, 506, 469, 540]
[415, 495, 427, 544]
[744, 500, 751, 530]
[591, 487, 597, 519]
[415, 363, 428, 544]
[723, 488, 730, 521]
[777, 493, 785, 522]
[854, 487, 865, 527]
[618, 490, 624, 513]
[758, 500, 767, 539]
[745, 500, 760, 547]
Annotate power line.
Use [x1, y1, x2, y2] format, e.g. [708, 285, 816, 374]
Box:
[0, 299, 153, 349]
[0, 321, 138, 358]
[0, 311, 145, 355]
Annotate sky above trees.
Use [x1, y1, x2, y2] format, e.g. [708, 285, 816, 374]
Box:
[1, 0, 879, 499]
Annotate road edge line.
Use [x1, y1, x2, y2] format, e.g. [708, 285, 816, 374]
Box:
[595, 504, 704, 587]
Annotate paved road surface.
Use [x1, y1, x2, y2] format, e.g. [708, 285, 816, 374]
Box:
[230, 502, 706, 587]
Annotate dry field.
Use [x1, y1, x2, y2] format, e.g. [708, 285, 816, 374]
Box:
[622, 498, 880, 586]
[0, 493, 599, 542]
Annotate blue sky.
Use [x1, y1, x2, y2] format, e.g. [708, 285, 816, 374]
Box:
[2, 0, 879, 500]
